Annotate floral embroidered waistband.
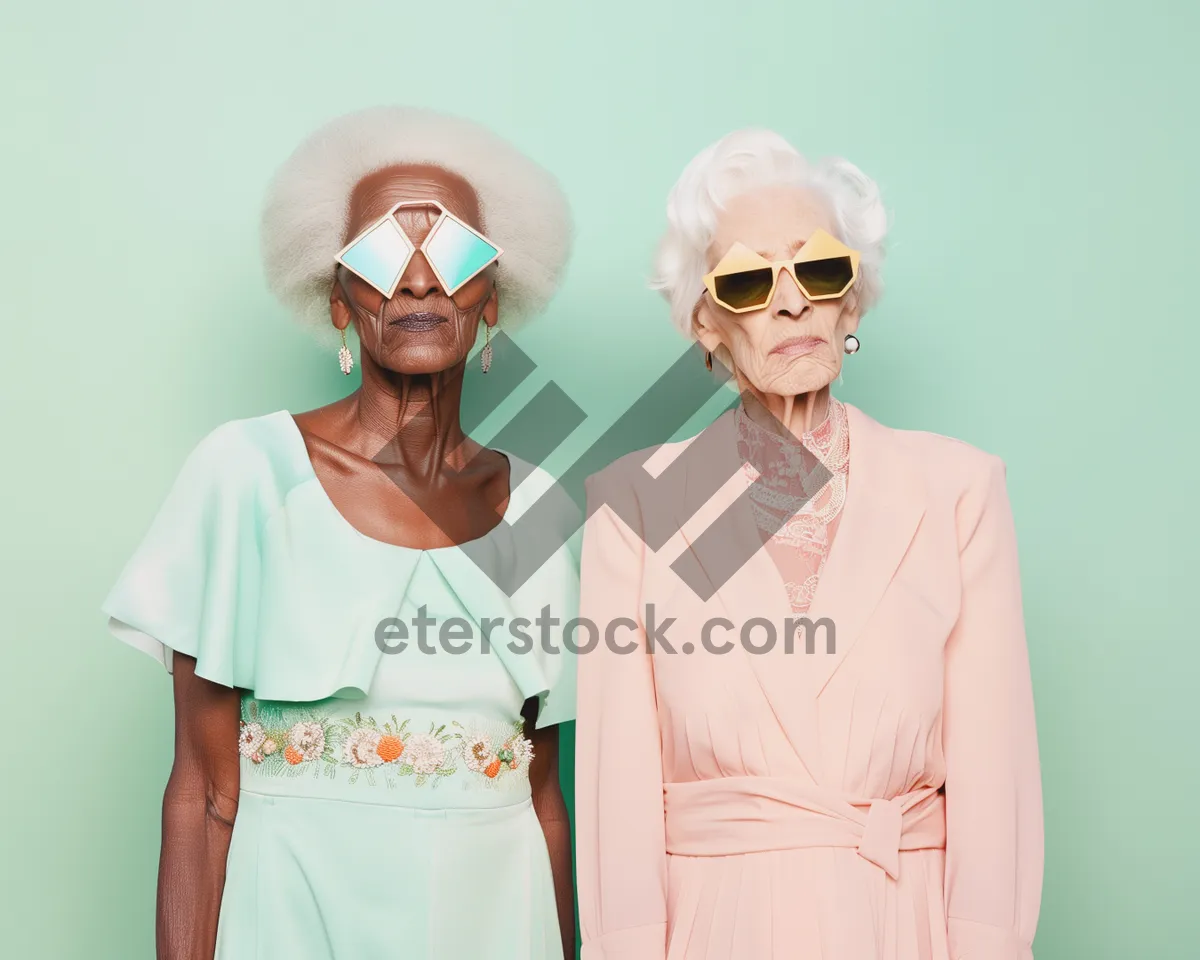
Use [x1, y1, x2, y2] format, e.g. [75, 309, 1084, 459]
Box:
[237, 700, 535, 807]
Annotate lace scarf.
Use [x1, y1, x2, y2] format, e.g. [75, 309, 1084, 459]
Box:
[736, 396, 850, 613]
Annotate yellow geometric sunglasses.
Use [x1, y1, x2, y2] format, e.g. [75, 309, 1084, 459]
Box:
[702, 229, 860, 313]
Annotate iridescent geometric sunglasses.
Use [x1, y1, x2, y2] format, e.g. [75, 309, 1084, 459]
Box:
[335, 201, 503, 299]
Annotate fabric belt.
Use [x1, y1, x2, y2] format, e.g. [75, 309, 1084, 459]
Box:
[663, 776, 946, 880]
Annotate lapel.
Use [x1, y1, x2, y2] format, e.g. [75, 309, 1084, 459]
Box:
[669, 410, 826, 781]
[804, 403, 927, 697]
[664, 403, 927, 780]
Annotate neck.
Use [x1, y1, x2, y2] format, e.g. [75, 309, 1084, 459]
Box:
[738, 379, 833, 437]
[350, 355, 473, 477]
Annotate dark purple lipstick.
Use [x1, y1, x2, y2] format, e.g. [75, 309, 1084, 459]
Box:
[389, 311, 447, 332]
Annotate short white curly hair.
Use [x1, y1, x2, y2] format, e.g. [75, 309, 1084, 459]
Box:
[651, 129, 888, 339]
[261, 106, 573, 342]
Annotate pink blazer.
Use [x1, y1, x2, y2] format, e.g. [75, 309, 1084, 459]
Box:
[575, 403, 1043, 960]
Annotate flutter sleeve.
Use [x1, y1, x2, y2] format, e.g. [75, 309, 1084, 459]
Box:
[503, 461, 581, 730]
[527, 535, 580, 730]
[101, 422, 264, 689]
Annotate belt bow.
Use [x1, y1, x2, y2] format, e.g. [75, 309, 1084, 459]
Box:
[663, 777, 946, 881]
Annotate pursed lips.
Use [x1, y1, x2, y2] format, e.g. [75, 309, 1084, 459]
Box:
[770, 336, 826, 357]
[388, 311, 448, 332]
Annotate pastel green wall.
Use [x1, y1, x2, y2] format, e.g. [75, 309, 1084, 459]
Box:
[2, 0, 1197, 957]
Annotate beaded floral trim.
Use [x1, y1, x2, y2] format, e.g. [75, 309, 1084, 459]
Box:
[238, 700, 534, 789]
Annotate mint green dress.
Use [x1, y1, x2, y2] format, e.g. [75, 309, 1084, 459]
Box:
[102, 411, 579, 960]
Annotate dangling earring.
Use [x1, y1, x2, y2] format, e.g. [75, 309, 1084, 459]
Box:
[481, 323, 493, 373]
[843, 334, 860, 355]
[704, 350, 713, 371]
[338, 328, 354, 375]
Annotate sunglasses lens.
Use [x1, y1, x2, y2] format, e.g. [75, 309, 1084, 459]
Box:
[425, 217, 500, 292]
[793, 256, 855, 297]
[340, 219, 413, 295]
[714, 268, 775, 311]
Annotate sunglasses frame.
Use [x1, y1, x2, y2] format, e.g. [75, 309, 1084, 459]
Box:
[335, 200, 504, 299]
[702, 229, 861, 313]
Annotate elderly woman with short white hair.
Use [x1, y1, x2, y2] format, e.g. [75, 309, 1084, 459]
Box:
[575, 129, 1044, 960]
[103, 106, 578, 960]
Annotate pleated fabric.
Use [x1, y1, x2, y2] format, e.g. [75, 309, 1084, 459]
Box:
[664, 848, 951, 960]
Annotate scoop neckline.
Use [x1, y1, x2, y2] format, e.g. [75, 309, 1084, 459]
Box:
[274, 410, 518, 554]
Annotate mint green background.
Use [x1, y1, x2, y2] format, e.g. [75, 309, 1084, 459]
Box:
[2, 0, 1197, 957]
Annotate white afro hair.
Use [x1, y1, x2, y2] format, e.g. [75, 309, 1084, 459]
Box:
[261, 106, 573, 341]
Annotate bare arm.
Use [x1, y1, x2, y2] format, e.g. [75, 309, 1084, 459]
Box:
[158, 654, 242, 960]
[525, 698, 576, 960]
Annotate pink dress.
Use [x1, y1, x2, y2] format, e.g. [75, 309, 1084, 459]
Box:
[575, 400, 1042, 960]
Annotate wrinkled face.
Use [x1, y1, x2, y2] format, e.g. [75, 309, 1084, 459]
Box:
[695, 185, 861, 398]
[331, 164, 498, 376]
